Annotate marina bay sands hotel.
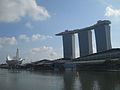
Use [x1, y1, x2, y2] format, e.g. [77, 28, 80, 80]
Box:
[56, 20, 112, 59]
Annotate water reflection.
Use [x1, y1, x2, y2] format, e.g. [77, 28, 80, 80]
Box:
[63, 71, 75, 90]
[62, 71, 120, 90]
[79, 71, 120, 90]
[1, 69, 120, 90]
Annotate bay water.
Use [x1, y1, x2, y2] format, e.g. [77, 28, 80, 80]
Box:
[0, 69, 120, 90]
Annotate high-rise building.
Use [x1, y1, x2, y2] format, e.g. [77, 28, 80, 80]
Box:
[94, 20, 112, 52]
[62, 33, 75, 59]
[56, 20, 112, 59]
[78, 30, 93, 57]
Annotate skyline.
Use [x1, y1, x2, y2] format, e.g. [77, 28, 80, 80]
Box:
[0, 0, 120, 63]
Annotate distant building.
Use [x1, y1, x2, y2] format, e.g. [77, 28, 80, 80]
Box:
[56, 20, 112, 58]
[78, 30, 93, 57]
[95, 20, 112, 52]
[62, 33, 75, 59]
[6, 48, 24, 68]
[75, 48, 120, 61]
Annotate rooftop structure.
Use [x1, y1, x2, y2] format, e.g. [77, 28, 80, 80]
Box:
[56, 20, 111, 35]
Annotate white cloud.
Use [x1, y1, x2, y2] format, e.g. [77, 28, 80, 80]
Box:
[30, 46, 59, 60]
[0, 37, 17, 47]
[25, 22, 33, 29]
[18, 34, 52, 42]
[32, 34, 52, 41]
[105, 6, 120, 17]
[0, 0, 50, 22]
[19, 34, 30, 42]
[31, 46, 54, 53]
[96, 0, 110, 6]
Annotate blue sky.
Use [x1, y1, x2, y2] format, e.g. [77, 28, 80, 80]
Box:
[0, 0, 120, 63]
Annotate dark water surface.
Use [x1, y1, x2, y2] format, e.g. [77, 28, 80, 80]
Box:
[0, 69, 120, 90]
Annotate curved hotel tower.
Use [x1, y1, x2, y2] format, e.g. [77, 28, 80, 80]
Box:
[62, 32, 75, 59]
[56, 20, 112, 59]
[95, 21, 112, 52]
[78, 30, 93, 57]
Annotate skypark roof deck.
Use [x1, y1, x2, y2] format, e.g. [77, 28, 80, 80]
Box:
[56, 20, 111, 36]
